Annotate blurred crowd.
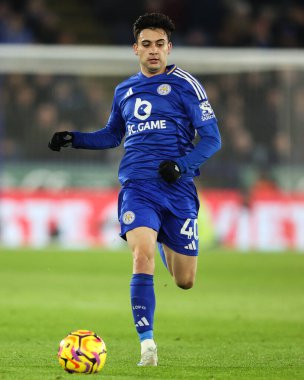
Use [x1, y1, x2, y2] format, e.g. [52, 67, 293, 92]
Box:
[0, 0, 75, 44]
[93, 0, 304, 47]
[2, 70, 302, 188]
[0, 0, 304, 47]
[1, 74, 112, 161]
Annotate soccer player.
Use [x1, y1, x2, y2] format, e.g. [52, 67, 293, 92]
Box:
[48, 13, 221, 366]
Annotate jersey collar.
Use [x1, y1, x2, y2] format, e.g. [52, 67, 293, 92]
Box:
[138, 64, 177, 79]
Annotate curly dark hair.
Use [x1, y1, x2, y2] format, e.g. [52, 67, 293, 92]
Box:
[133, 13, 175, 42]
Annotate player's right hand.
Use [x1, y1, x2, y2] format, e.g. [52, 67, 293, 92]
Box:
[48, 131, 73, 151]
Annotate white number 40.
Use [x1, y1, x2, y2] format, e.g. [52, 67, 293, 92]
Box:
[180, 218, 198, 240]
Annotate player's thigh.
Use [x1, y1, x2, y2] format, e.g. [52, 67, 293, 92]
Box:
[163, 244, 197, 289]
[126, 226, 158, 257]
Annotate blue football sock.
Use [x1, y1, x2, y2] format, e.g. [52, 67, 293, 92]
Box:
[157, 242, 168, 269]
[130, 273, 155, 341]
[139, 330, 153, 342]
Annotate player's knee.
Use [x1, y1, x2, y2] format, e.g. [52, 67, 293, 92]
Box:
[132, 246, 155, 272]
[175, 279, 194, 290]
[133, 245, 154, 260]
[133, 254, 154, 267]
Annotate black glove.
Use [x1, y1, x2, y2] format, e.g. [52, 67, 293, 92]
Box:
[159, 160, 181, 183]
[48, 131, 73, 151]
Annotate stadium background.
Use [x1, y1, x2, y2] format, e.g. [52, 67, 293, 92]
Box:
[1, 0, 304, 252]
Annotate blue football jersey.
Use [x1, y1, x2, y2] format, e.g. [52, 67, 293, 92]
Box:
[73, 65, 218, 184]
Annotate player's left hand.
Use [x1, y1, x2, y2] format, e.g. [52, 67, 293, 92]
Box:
[159, 160, 181, 183]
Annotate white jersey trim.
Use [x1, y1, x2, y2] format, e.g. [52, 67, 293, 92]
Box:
[177, 68, 208, 98]
[173, 68, 207, 101]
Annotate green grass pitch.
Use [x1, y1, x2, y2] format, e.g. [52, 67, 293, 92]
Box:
[0, 248, 303, 379]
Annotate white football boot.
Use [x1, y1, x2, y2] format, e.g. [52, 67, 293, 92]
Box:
[137, 339, 158, 366]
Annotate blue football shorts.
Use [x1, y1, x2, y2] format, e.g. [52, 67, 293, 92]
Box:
[118, 178, 200, 256]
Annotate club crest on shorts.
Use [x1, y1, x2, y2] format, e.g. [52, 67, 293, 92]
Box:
[123, 211, 135, 225]
[157, 84, 171, 95]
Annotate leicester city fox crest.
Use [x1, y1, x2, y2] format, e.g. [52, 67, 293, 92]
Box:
[157, 84, 171, 95]
[123, 211, 135, 225]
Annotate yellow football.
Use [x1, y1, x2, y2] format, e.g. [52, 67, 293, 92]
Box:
[58, 329, 107, 374]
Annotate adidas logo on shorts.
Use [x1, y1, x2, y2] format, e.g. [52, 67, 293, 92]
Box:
[184, 240, 196, 250]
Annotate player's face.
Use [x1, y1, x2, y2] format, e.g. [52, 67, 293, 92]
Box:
[133, 28, 172, 77]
